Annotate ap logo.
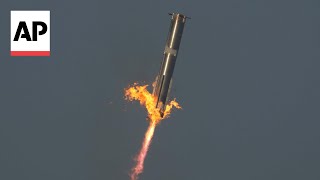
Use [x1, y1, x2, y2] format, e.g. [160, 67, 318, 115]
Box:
[11, 11, 50, 56]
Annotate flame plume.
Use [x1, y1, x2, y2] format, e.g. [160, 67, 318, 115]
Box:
[125, 82, 181, 180]
[130, 121, 156, 180]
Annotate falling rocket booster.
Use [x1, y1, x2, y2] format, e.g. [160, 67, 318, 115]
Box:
[153, 13, 189, 117]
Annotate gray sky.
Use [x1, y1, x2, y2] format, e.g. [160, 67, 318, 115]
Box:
[0, 0, 320, 180]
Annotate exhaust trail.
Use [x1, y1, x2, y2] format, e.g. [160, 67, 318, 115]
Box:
[130, 120, 156, 180]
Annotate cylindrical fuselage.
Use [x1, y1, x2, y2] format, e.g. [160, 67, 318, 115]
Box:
[153, 13, 188, 117]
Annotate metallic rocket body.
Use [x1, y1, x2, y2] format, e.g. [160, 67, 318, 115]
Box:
[153, 13, 189, 117]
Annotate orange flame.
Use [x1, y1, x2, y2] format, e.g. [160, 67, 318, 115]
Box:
[125, 83, 181, 124]
[125, 82, 181, 180]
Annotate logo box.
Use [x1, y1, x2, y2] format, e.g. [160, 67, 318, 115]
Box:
[11, 11, 50, 56]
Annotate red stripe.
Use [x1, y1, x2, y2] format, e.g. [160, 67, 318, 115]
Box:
[11, 51, 50, 56]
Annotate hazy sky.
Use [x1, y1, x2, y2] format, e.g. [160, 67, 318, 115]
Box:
[0, 0, 320, 180]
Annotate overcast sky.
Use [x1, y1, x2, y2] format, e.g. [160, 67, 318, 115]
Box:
[0, 0, 320, 180]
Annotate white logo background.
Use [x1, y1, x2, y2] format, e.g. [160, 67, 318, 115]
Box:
[11, 11, 50, 51]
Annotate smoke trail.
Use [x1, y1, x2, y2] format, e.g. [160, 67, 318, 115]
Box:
[130, 121, 156, 180]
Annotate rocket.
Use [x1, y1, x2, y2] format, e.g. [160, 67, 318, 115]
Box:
[153, 13, 189, 117]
